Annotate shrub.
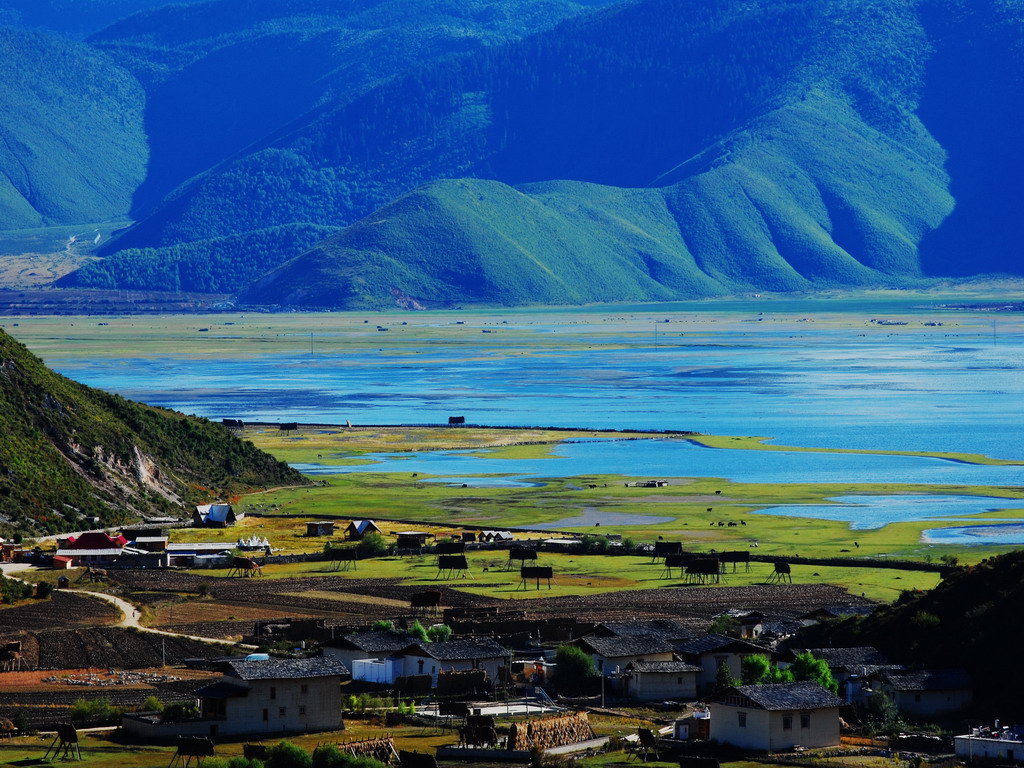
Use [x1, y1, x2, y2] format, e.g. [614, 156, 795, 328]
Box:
[140, 695, 164, 712]
[552, 645, 597, 694]
[163, 702, 199, 720]
[356, 532, 389, 558]
[266, 740, 312, 768]
[408, 620, 428, 643]
[70, 697, 122, 722]
[426, 624, 452, 642]
[34, 580, 54, 599]
[370, 620, 394, 631]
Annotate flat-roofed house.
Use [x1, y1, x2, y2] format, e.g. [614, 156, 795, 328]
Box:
[711, 682, 844, 751]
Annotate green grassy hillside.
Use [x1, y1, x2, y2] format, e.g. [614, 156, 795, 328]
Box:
[0, 27, 147, 231]
[114, 0, 1023, 305]
[0, 329, 304, 535]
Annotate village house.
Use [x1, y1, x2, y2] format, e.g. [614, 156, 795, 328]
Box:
[344, 520, 383, 541]
[321, 630, 414, 672]
[786, 647, 900, 703]
[305, 521, 336, 537]
[54, 531, 132, 566]
[871, 668, 973, 719]
[397, 638, 508, 685]
[193, 503, 242, 527]
[575, 635, 675, 675]
[710, 682, 845, 751]
[122, 656, 349, 739]
[675, 634, 771, 695]
[625, 660, 703, 701]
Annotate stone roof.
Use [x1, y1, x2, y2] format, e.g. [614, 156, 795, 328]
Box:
[627, 661, 703, 674]
[597, 619, 694, 642]
[578, 635, 675, 658]
[325, 630, 412, 653]
[722, 682, 845, 711]
[676, 633, 768, 656]
[879, 669, 972, 691]
[402, 638, 509, 661]
[804, 647, 889, 669]
[195, 680, 250, 699]
[225, 656, 349, 681]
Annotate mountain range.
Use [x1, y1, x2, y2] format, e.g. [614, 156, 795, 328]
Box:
[2, 0, 1022, 308]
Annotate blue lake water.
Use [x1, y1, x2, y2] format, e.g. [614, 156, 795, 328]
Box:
[755, 494, 1024, 530]
[293, 438, 1024, 486]
[41, 315, 1024, 459]
[922, 523, 1024, 545]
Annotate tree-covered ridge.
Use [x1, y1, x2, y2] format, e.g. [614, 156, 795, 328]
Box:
[0, 329, 304, 535]
[0, 0, 208, 38]
[0, 27, 147, 230]
[59, 223, 340, 293]
[798, 550, 1024, 716]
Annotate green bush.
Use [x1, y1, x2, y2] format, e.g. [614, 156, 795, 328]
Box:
[266, 740, 312, 768]
[426, 624, 452, 642]
[70, 697, 123, 722]
[552, 645, 597, 694]
[355, 532, 390, 558]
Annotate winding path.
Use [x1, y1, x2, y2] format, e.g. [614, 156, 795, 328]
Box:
[1, 563, 254, 649]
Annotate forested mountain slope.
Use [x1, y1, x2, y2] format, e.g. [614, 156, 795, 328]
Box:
[0, 329, 303, 535]
[0, 28, 147, 230]
[797, 550, 1024, 715]
[101, 0, 1024, 306]
[0, 0, 206, 38]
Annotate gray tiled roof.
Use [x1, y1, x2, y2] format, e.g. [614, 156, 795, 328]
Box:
[226, 656, 350, 681]
[403, 638, 509, 660]
[579, 635, 675, 657]
[879, 669, 972, 691]
[723, 682, 845, 710]
[597, 619, 694, 641]
[627, 661, 703, 674]
[805, 647, 889, 669]
[326, 630, 413, 653]
[676, 633, 768, 656]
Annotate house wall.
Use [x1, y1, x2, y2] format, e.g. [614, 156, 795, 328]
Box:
[892, 689, 972, 719]
[592, 651, 674, 675]
[711, 704, 840, 751]
[695, 652, 753, 693]
[955, 736, 1024, 763]
[629, 671, 698, 701]
[399, 653, 505, 685]
[219, 676, 341, 736]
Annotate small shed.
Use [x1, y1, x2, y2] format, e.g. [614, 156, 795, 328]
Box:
[52, 555, 74, 570]
[193, 503, 241, 527]
[306, 521, 336, 537]
[345, 520, 383, 541]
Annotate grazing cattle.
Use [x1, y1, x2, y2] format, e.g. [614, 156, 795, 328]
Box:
[0, 641, 24, 672]
[685, 558, 721, 584]
[767, 561, 792, 584]
[460, 726, 500, 748]
[707, 507, 713, 512]
[80, 566, 108, 583]
[437, 555, 472, 580]
[520, 565, 553, 590]
[227, 556, 263, 577]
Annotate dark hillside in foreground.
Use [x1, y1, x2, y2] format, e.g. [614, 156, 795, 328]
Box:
[0, 329, 304, 535]
[797, 550, 1024, 716]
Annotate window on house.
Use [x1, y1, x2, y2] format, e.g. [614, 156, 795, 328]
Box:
[800, 714, 811, 729]
[279, 707, 286, 717]
[300, 684, 308, 695]
[738, 712, 747, 728]
[677, 678, 683, 684]
[270, 686, 276, 700]
[262, 709, 268, 722]
[299, 706, 307, 716]
[783, 716, 793, 730]
[715, 656, 727, 670]
[915, 694, 921, 703]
